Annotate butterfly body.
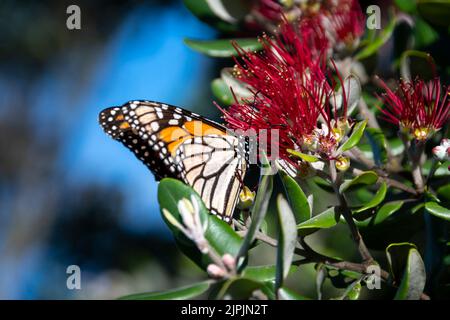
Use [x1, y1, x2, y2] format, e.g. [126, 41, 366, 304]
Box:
[99, 100, 248, 222]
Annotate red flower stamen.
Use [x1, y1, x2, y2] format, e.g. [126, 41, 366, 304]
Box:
[377, 77, 450, 140]
[221, 19, 349, 166]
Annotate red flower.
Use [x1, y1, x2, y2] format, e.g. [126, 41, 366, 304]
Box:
[377, 77, 450, 140]
[221, 20, 348, 165]
[248, 1, 365, 56]
[322, 0, 365, 47]
[254, 0, 284, 22]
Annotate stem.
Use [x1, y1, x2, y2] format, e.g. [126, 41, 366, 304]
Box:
[346, 149, 417, 195]
[425, 158, 440, 187]
[254, 231, 309, 256]
[237, 221, 310, 256]
[205, 242, 232, 275]
[401, 134, 425, 193]
[324, 260, 430, 300]
[358, 97, 380, 130]
[347, 147, 375, 168]
[411, 157, 425, 193]
[293, 252, 431, 300]
[254, 224, 431, 299]
[330, 160, 374, 263]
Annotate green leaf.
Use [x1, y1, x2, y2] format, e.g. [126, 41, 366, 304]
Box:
[220, 67, 253, 100]
[333, 75, 361, 116]
[278, 287, 311, 300]
[183, 0, 248, 32]
[395, 0, 417, 13]
[286, 149, 319, 162]
[344, 75, 362, 116]
[118, 281, 211, 300]
[437, 184, 450, 202]
[243, 265, 296, 282]
[386, 243, 417, 283]
[339, 120, 368, 152]
[388, 137, 405, 156]
[214, 277, 264, 299]
[203, 0, 250, 23]
[339, 171, 378, 193]
[417, 0, 450, 27]
[158, 178, 242, 268]
[211, 78, 234, 105]
[393, 248, 426, 300]
[323, 265, 362, 289]
[364, 128, 388, 166]
[433, 161, 450, 177]
[205, 215, 243, 256]
[236, 154, 274, 269]
[413, 17, 438, 48]
[335, 280, 363, 300]
[279, 169, 311, 223]
[297, 207, 338, 236]
[316, 264, 327, 300]
[373, 201, 404, 225]
[425, 202, 450, 221]
[259, 282, 276, 300]
[158, 178, 209, 237]
[184, 38, 261, 58]
[346, 282, 362, 300]
[353, 182, 387, 213]
[400, 50, 435, 81]
[355, 12, 396, 60]
[275, 195, 298, 290]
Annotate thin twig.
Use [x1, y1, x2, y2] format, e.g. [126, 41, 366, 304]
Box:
[330, 160, 374, 263]
[399, 132, 425, 193]
[410, 142, 425, 193]
[293, 254, 431, 300]
[425, 158, 440, 187]
[347, 148, 418, 195]
[247, 219, 431, 299]
[358, 98, 380, 129]
[347, 147, 375, 168]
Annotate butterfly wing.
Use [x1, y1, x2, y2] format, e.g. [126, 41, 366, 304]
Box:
[99, 100, 247, 222]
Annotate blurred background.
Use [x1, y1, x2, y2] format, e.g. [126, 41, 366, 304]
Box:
[0, 0, 224, 299]
[1, 0, 448, 299]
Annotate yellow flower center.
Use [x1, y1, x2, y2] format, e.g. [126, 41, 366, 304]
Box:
[413, 127, 430, 141]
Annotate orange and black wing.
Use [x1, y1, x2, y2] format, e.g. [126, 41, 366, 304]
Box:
[99, 100, 247, 222]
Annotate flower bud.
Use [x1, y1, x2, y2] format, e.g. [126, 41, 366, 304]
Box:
[172, 196, 209, 254]
[238, 186, 255, 210]
[207, 264, 226, 279]
[332, 127, 345, 142]
[432, 139, 450, 161]
[222, 254, 236, 272]
[335, 156, 350, 171]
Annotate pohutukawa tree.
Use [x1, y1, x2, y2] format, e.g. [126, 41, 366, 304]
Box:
[118, 0, 450, 300]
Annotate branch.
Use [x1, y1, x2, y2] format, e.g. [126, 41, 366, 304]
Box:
[329, 160, 374, 263]
[410, 142, 425, 193]
[358, 98, 380, 130]
[347, 149, 418, 195]
[293, 252, 431, 300]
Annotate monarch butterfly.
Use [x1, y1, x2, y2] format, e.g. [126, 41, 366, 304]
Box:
[99, 100, 248, 223]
